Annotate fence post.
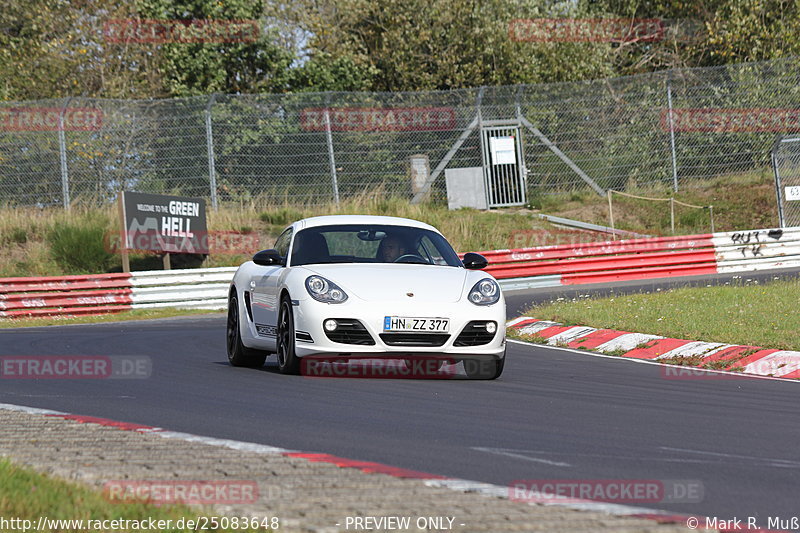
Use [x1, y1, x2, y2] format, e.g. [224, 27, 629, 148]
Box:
[709, 205, 715, 233]
[670, 197, 675, 234]
[666, 76, 679, 192]
[772, 144, 786, 228]
[324, 107, 340, 204]
[205, 94, 218, 210]
[515, 85, 529, 196]
[607, 190, 616, 240]
[58, 98, 72, 209]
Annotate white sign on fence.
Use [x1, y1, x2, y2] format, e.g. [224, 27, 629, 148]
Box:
[785, 186, 800, 201]
[489, 136, 516, 165]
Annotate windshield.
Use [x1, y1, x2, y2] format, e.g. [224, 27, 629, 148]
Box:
[289, 225, 462, 267]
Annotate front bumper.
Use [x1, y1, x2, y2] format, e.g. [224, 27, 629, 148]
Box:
[292, 297, 506, 358]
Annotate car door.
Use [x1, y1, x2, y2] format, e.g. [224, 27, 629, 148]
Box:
[250, 227, 292, 349]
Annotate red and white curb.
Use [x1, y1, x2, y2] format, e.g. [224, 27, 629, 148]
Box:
[508, 317, 800, 380]
[0, 402, 736, 530]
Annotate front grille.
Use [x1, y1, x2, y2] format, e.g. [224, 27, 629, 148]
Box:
[453, 321, 497, 347]
[324, 319, 375, 345]
[379, 333, 449, 347]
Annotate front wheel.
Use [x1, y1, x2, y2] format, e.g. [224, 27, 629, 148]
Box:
[276, 296, 301, 375]
[463, 354, 505, 380]
[227, 293, 267, 368]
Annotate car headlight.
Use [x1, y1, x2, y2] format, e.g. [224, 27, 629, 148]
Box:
[468, 278, 500, 306]
[305, 275, 348, 304]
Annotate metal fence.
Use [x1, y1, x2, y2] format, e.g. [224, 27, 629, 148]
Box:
[1, 57, 799, 209]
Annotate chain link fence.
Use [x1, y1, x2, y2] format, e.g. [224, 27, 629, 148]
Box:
[772, 135, 800, 227]
[1, 57, 799, 208]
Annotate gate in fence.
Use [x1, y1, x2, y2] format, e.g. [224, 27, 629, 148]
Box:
[772, 135, 800, 227]
[480, 122, 527, 207]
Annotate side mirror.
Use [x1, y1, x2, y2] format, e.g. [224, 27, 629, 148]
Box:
[462, 252, 488, 270]
[253, 249, 284, 266]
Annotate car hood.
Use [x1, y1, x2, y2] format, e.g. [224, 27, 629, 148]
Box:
[301, 264, 468, 303]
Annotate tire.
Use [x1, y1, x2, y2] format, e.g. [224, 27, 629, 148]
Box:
[227, 293, 267, 368]
[276, 296, 301, 375]
[463, 353, 505, 380]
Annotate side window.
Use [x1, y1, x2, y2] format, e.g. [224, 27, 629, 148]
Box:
[419, 235, 447, 265]
[274, 228, 292, 259]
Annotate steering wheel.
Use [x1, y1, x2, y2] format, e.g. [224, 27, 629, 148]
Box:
[394, 253, 429, 264]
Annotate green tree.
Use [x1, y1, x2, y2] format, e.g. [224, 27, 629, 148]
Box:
[135, 0, 295, 96]
[0, 0, 168, 100]
[703, 0, 800, 63]
[288, 52, 377, 92]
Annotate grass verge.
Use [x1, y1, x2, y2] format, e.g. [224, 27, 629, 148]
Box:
[517, 277, 800, 351]
[0, 458, 270, 532]
[0, 170, 783, 277]
[0, 308, 222, 329]
[0, 192, 551, 277]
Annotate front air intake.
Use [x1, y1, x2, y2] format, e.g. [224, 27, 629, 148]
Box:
[453, 321, 496, 347]
[324, 319, 375, 345]
[379, 333, 449, 347]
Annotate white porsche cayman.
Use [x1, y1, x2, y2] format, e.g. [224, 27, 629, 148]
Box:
[226, 215, 506, 379]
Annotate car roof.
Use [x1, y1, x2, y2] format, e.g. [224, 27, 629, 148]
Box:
[293, 215, 441, 234]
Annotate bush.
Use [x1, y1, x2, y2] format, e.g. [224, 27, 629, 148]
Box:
[47, 214, 115, 274]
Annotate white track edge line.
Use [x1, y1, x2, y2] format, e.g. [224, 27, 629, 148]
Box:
[0, 402, 67, 415]
[155, 430, 294, 454]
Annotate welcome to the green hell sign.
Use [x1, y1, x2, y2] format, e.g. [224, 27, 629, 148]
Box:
[121, 191, 208, 254]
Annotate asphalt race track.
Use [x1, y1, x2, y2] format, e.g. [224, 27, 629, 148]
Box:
[2, 270, 800, 523]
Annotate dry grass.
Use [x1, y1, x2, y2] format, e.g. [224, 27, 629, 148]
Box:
[0, 191, 549, 277]
[536, 170, 778, 235]
[0, 172, 783, 277]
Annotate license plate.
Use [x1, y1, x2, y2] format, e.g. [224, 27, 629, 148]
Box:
[384, 316, 449, 333]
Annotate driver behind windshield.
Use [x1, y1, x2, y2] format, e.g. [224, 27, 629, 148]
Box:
[377, 235, 407, 262]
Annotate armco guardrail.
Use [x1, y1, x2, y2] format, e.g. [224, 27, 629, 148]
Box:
[483, 226, 800, 289]
[1, 228, 798, 318]
[129, 267, 235, 310]
[0, 273, 134, 318]
[483, 234, 717, 286]
[0, 267, 235, 318]
[713, 228, 800, 273]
